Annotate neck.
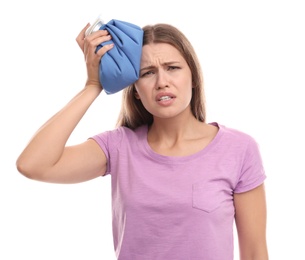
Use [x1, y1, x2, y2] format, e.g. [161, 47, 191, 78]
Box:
[148, 110, 203, 143]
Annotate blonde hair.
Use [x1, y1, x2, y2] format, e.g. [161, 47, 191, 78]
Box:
[116, 23, 206, 129]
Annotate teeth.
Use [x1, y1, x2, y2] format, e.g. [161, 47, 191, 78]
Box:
[159, 96, 171, 101]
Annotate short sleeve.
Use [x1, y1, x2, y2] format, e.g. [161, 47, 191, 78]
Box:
[234, 137, 266, 193]
[90, 128, 123, 175]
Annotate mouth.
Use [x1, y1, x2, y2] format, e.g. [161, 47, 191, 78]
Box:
[156, 93, 176, 102]
[158, 96, 173, 101]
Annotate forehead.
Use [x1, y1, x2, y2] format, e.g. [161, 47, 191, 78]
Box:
[141, 43, 184, 65]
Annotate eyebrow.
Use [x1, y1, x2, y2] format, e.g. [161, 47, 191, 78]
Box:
[140, 61, 181, 72]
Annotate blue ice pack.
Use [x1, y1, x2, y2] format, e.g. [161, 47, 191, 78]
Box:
[95, 19, 143, 94]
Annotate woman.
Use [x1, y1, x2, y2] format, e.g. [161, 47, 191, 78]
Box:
[16, 23, 268, 259]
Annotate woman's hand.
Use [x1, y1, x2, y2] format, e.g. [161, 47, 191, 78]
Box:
[76, 24, 114, 89]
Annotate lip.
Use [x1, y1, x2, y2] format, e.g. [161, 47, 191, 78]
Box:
[155, 92, 176, 101]
[155, 92, 176, 107]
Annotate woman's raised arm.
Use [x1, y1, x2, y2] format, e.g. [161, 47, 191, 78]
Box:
[16, 24, 113, 184]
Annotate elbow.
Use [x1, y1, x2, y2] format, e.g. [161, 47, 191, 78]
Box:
[16, 158, 32, 179]
[16, 157, 42, 181]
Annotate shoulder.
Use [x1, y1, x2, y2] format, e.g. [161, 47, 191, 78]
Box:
[210, 122, 262, 157]
[212, 122, 258, 144]
[92, 125, 147, 146]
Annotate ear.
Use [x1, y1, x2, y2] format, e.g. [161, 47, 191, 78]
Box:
[134, 89, 141, 100]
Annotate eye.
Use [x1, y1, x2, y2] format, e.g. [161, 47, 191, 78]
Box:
[168, 66, 180, 71]
[141, 70, 154, 77]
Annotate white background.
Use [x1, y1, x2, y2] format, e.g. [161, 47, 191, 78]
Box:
[1, 0, 304, 259]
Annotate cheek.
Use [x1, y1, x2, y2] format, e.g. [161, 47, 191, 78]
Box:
[134, 85, 155, 111]
[182, 77, 193, 94]
[177, 69, 192, 89]
[134, 81, 152, 99]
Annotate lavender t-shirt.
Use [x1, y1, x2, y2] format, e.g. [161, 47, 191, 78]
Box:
[91, 123, 266, 260]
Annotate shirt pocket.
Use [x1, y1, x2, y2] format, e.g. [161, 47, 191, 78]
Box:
[192, 181, 223, 213]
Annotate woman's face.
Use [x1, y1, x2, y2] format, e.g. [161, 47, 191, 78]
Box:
[134, 43, 193, 120]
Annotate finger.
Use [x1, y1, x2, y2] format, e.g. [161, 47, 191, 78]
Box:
[95, 43, 114, 58]
[85, 29, 110, 43]
[76, 23, 90, 50]
[85, 42, 114, 66]
[82, 30, 110, 54]
[84, 34, 112, 57]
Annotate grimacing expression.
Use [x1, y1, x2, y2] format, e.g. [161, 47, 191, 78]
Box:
[134, 43, 193, 120]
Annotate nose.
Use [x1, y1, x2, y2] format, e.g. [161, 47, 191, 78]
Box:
[155, 70, 169, 90]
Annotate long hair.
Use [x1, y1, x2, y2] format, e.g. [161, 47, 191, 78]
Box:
[116, 23, 206, 129]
